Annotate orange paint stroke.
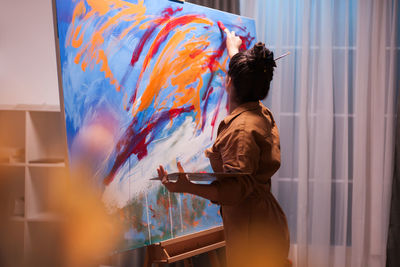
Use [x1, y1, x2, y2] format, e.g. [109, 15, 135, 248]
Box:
[131, 16, 213, 113]
[131, 26, 223, 130]
[72, 26, 84, 48]
[67, 0, 229, 129]
[130, 27, 195, 117]
[67, 0, 147, 92]
[67, 1, 86, 45]
[137, 33, 212, 131]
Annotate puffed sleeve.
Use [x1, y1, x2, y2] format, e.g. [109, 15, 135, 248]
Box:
[211, 127, 260, 205]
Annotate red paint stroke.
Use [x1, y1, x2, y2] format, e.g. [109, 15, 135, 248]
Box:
[120, 21, 167, 97]
[239, 36, 247, 50]
[129, 14, 208, 107]
[217, 23, 254, 50]
[217, 21, 227, 39]
[120, 7, 183, 97]
[200, 86, 214, 131]
[239, 32, 255, 50]
[217, 21, 226, 31]
[163, 7, 183, 16]
[130, 7, 183, 67]
[103, 105, 195, 185]
[210, 88, 225, 136]
[200, 40, 226, 130]
[130, 24, 160, 66]
[149, 205, 156, 218]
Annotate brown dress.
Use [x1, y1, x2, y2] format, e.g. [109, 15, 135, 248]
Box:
[205, 101, 290, 267]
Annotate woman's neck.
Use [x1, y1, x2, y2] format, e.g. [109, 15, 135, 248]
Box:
[228, 96, 240, 114]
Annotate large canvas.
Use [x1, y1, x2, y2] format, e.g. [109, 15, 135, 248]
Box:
[54, 0, 256, 250]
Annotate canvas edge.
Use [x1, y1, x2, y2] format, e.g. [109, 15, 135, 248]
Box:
[51, 0, 71, 173]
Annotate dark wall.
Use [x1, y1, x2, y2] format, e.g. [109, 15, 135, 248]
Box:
[387, 87, 400, 266]
[187, 0, 240, 15]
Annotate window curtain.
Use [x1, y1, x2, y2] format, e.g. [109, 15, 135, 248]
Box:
[240, 0, 399, 267]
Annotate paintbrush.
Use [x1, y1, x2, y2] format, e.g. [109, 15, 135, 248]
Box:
[275, 51, 291, 61]
[218, 20, 291, 61]
[217, 21, 227, 32]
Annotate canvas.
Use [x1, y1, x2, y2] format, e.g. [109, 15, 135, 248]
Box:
[54, 0, 256, 250]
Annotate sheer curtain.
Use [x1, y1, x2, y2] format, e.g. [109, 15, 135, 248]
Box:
[240, 1, 399, 266]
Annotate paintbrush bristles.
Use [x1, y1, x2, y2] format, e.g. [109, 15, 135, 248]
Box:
[275, 51, 291, 61]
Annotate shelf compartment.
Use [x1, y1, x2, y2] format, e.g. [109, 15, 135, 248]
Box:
[27, 212, 63, 222]
[27, 162, 65, 168]
[0, 162, 25, 167]
[26, 166, 65, 219]
[0, 110, 25, 164]
[0, 104, 60, 112]
[10, 216, 25, 222]
[25, 221, 63, 266]
[26, 111, 65, 163]
[0, 166, 25, 218]
[1, 221, 25, 267]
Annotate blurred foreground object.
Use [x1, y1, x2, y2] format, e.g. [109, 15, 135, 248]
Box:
[0, 166, 25, 267]
[0, 164, 122, 267]
[48, 170, 122, 267]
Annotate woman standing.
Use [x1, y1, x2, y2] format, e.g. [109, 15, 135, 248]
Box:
[157, 29, 290, 267]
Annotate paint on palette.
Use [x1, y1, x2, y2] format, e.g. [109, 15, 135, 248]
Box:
[54, 0, 256, 250]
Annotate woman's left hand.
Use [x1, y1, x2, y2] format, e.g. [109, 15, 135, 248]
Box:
[157, 162, 192, 193]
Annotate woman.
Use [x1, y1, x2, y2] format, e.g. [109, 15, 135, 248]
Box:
[157, 29, 290, 267]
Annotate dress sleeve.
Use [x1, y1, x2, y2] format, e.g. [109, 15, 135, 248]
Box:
[205, 146, 223, 173]
[211, 127, 260, 205]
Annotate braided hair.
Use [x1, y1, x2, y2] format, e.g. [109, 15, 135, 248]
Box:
[228, 42, 276, 103]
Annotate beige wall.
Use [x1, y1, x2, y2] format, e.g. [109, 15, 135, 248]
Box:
[0, 0, 60, 106]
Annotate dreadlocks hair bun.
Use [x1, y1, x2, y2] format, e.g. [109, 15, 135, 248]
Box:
[228, 42, 276, 103]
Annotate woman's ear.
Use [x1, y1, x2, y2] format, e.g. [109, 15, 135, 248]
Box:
[225, 76, 232, 93]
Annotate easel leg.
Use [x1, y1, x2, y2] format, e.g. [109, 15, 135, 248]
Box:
[208, 250, 221, 267]
[183, 258, 194, 267]
[143, 247, 152, 267]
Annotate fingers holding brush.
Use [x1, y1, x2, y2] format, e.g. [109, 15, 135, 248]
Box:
[224, 28, 241, 58]
[157, 165, 169, 185]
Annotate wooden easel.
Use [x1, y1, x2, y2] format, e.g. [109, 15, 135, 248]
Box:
[143, 225, 225, 267]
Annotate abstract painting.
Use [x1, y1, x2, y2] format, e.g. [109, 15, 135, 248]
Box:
[54, 0, 256, 250]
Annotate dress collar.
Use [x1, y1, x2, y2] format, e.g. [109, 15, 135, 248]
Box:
[223, 101, 261, 125]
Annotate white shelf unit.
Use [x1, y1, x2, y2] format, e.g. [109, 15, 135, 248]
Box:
[0, 105, 67, 264]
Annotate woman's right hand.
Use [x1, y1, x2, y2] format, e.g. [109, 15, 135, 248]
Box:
[157, 162, 192, 193]
[224, 28, 242, 58]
